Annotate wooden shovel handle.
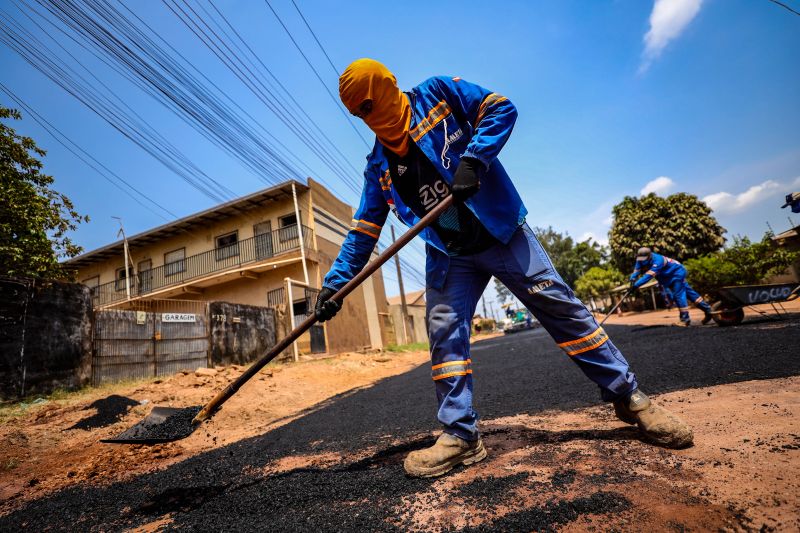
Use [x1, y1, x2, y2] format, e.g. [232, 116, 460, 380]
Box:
[193, 195, 454, 424]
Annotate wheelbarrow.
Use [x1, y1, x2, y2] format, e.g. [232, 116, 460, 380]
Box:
[708, 282, 800, 326]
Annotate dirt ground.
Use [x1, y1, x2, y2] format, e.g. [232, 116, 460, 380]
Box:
[1, 310, 798, 531]
[600, 293, 800, 327]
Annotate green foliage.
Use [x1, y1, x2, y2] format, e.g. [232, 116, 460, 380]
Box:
[493, 277, 512, 304]
[609, 193, 725, 272]
[385, 341, 429, 352]
[685, 234, 800, 295]
[574, 266, 626, 301]
[0, 106, 88, 279]
[533, 226, 606, 288]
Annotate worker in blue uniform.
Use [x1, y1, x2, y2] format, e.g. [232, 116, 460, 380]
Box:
[629, 247, 713, 326]
[315, 59, 693, 478]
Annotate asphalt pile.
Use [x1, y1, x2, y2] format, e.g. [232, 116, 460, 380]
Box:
[1, 316, 798, 531]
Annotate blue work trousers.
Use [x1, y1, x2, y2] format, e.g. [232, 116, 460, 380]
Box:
[665, 269, 711, 322]
[426, 224, 637, 442]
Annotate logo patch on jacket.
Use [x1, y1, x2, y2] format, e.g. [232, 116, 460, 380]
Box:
[397, 164, 407, 176]
[527, 279, 554, 295]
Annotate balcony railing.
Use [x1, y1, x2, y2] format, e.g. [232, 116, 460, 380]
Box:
[90, 224, 313, 307]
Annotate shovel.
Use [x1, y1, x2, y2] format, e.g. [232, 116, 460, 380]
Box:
[598, 288, 632, 327]
[102, 195, 454, 444]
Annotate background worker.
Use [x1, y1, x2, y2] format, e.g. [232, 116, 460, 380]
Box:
[316, 58, 693, 478]
[629, 247, 713, 326]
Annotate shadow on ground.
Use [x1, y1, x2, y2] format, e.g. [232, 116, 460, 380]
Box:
[68, 395, 140, 431]
[2, 318, 798, 531]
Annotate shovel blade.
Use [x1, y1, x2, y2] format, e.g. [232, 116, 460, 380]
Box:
[101, 406, 202, 445]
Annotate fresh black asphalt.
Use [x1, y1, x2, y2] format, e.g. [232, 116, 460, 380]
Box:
[2, 316, 798, 532]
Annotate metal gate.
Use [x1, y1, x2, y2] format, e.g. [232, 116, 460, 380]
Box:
[92, 299, 209, 386]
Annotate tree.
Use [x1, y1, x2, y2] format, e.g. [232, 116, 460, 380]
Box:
[684, 234, 800, 295]
[493, 277, 512, 304]
[0, 106, 88, 279]
[574, 266, 626, 302]
[608, 192, 725, 272]
[534, 226, 606, 287]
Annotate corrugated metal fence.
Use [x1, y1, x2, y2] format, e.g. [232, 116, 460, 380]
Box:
[92, 299, 209, 386]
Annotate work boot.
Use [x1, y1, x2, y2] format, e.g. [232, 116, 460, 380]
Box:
[404, 432, 487, 478]
[614, 390, 693, 449]
[701, 311, 714, 325]
[675, 310, 691, 327]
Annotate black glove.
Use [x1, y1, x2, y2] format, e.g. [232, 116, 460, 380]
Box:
[451, 157, 483, 202]
[315, 287, 341, 322]
[628, 280, 637, 293]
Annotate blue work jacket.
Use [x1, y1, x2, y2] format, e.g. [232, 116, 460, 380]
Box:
[323, 76, 528, 291]
[630, 252, 686, 288]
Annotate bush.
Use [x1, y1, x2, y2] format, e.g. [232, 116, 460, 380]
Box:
[685, 234, 800, 295]
[574, 266, 626, 301]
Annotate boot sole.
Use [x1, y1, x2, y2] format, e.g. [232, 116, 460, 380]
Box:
[404, 441, 488, 478]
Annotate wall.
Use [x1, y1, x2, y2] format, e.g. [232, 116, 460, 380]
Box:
[209, 301, 278, 366]
[389, 304, 428, 345]
[0, 277, 92, 399]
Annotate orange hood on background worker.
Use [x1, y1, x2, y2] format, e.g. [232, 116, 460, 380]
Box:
[339, 58, 411, 156]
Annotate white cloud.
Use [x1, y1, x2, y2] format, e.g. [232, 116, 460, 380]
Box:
[640, 176, 675, 196]
[703, 180, 782, 214]
[640, 0, 704, 73]
[579, 231, 609, 246]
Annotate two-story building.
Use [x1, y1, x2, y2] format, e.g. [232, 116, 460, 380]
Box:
[67, 178, 391, 355]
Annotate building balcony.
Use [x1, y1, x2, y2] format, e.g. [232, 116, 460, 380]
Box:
[91, 224, 314, 308]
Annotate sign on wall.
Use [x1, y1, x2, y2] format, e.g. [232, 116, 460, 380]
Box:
[162, 313, 196, 323]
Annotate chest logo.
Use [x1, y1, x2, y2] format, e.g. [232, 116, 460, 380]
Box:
[397, 164, 407, 176]
[419, 180, 449, 210]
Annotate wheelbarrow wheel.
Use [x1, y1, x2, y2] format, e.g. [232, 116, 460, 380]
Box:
[711, 301, 744, 327]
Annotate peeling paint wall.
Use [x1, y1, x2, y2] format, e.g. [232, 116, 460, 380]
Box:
[209, 301, 278, 366]
[0, 277, 92, 399]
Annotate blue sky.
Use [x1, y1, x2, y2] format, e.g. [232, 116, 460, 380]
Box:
[2, 0, 799, 317]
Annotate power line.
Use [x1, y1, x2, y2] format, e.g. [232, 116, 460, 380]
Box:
[0, 82, 176, 221]
[766, 0, 800, 17]
[289, 0, 339, 78]
[263, 0, 372, 149]
[0, 4, 233, 203]
[162, 0, 363, 197]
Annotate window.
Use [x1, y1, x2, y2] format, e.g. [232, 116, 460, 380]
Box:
[254, 221, 273, 259]
[164, 248, 186, 277]
[137, 259, 152, 293]
[278, 213, 298, 243]
[215, 231, 239, 261]
[114, 267, 129, 292]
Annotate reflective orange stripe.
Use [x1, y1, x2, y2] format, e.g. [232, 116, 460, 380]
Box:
[565, 335, 609, 356]
[431, 359, 472, 371]
[476, 93, 508, 125]
[410, 101, 451, 142]
[432, 369, 473, 381]
[352, 226, 379, 239]
[557, 327, 604, 348]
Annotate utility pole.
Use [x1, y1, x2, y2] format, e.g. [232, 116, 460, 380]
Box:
[481, 295, 488, 319]
[113, 217, 132, 301]
[292, 182, 309, 285]
[391, 225, 411, 343]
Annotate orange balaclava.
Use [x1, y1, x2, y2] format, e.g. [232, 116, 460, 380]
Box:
[339, 58, 411, 156]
